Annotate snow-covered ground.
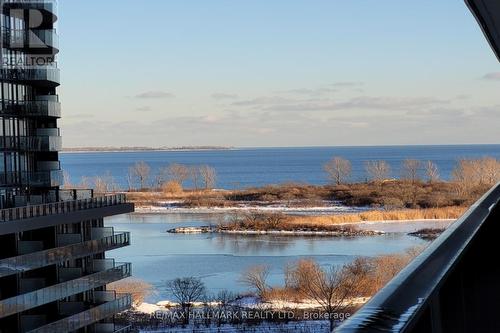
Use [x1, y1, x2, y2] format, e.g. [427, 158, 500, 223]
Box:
[168, 227, 383, 236]
[139, 321, 331, 333]
[136, 296, 370, 314]
[134, 200, 367, 215]
[134, 297, 354, 332]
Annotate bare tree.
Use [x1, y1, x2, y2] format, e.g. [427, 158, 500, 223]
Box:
[130, 161, 151, 190]
[199, 165, 217, 190]
[109, 278, 154, 307]
[285, 259, 320, 292]
[126, 169, 134, 191]
[365, 160, 391, 183]
[452, 158, 500, 196]
[424, 161, 440, 183]
[478, 157, 500, 185]
[153, 167, 170, 189]
[93, 176, 107, 194]
[288, 260, 364, 331]
[452, 159, 474, 197]
[213, 290, 238, 327]
[324, 157, 352, 185]
[168, 163, 190, 186]
[240, 265, 270, 298]
[79, 176, 91, 189]
[401, 159, 421, 183]
[62, 171, 72, 189]
[93, 171, 118, 194]
[166, 277, 206, 324]
[190, 166, 201, 190]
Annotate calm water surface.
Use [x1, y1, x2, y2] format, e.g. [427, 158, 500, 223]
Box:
[74, 146, 477, 302]
[107, 213, 434, 302]
[61, 145, 500, 190]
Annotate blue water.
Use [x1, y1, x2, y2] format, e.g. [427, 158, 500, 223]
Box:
[61, 145, 500, 190]
[107, 213, 429, 302]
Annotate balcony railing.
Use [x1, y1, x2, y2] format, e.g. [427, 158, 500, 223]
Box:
[0, 135, 62, 152]
[26, 294, 132, 333]
[0, 263, 131, 319]
[0, 99, 61, 118]
[336, 183, 500, 333]
[0, 193, 128, 222]
[0, 232, 130, 278]
[29, 169, 63, 187]
[0, 67, 60, 86]
[0, 170, 63, 187]
[1, 28, 59, 53]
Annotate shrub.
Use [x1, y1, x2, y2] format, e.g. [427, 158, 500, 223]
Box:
[109, 278, 154, 307]
[161, 180, 183, 195]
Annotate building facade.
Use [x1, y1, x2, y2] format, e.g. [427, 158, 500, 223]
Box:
[0, 1, 134, 332]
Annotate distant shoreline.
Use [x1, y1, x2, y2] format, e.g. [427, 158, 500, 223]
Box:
[60, 143, 500, 153]
[61, 146, 235, 153]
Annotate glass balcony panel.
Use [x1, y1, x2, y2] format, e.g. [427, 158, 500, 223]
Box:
[0, 170, 63, 187]
[0, 135, 62, 151]
[0, 99, 61, 118]
[37, 161, 61, 171]
[1, 28, 58, 53]
[0, 263, 131, 319]
[0, 193, 129, 222]
[26, 294, 131, 333]
[36, 128, 60, 136]
[59, 189, 94, 201]
[0, 232, 130, 278]
[0, 67, 60, 87]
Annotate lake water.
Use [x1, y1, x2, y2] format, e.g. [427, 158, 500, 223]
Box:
[64, 145, 486, 303]
[61, 145, 500, 190]
[106, 213, 452, 303]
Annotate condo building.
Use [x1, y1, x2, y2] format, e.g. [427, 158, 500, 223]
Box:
[0, 1, 134, 332]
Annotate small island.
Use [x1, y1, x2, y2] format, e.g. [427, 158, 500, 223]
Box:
[167, 222, 383, 237]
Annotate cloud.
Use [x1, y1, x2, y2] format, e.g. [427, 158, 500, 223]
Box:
[482, 72, 500, 81]
[65, 113, 94, 119]
[329, 81, 364, 87]
[278, 88, 337, 96]
[328, 96, 450, 111]
[232, 96, 294, 107]
[135, 106, 152, 112]
[211, 93, 238, 100]
[62, 100, 500, 148]
[135, 91, 175, 99]
[232, 95, 450, 112]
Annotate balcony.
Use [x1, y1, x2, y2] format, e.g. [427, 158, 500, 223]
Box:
[59, 189, 94, 201]
[0, 232, 130, 278]
[37, 161, 61, 172]
[0, 194, 134, 235]
[1, 99, 61, 118]
[26, 294, 131, 333]
[0, 67, 60, 87]
[2, 28, 59, 54]
[0, 135, 62, 152]
[0, 263, 131, 319]
[0, 170, 63, 187]
[30, 170, 64, 187]
[0, 193, 130, 222]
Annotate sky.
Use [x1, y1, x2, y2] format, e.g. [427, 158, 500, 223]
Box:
[57, 0, 500, 148]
